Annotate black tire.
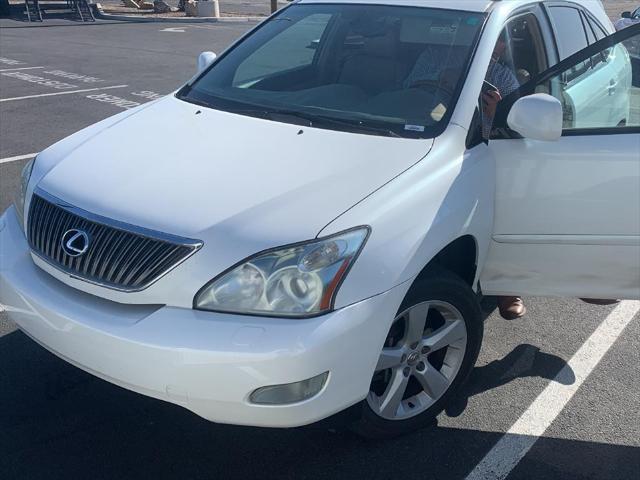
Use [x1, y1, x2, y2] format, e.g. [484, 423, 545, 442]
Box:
[350, 267, 483, 439]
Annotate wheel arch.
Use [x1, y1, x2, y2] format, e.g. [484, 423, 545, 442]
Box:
[413, 235, 479, 289]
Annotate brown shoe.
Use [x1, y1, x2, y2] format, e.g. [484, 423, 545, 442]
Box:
[580, 299, 620, 306]
[498, 296, 527, 320]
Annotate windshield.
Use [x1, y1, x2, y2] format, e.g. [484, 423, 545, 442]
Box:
[178, 4, 485, 138]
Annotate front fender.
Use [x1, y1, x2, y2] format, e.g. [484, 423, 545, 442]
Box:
[320, 125, 495, 309]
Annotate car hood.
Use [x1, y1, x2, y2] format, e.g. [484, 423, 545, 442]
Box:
[38, 96, 433, 247]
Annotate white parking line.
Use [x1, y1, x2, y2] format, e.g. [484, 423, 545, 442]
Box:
[0, 66, 45, 72]
[0, 85, 128, 103]
[465, 300, 640, 480]
[189, 25, 221, 30]
[0, 153, 38, 165]
[0, 57, 26, 66]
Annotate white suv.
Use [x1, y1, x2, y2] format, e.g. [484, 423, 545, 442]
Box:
[1, 0, 639, 438]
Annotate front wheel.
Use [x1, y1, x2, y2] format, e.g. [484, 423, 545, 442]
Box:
[351, 268, 483, 439]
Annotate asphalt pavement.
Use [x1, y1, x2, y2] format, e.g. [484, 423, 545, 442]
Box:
[0, 17, 638, 480]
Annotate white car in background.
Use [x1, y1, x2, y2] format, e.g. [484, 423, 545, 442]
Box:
[1, 0, 639, 438]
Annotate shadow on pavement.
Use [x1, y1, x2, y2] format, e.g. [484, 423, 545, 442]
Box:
[445, 343, 575, 418]
[1, 330, 635, 480]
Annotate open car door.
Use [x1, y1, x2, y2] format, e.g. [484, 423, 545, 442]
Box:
[480, 24, 640, 300]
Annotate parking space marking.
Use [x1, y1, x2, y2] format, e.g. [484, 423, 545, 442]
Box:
[1, 71, 79, 90]
[86, 92, 141, 109]
[0, 57, 26, 66]
[466, 300, 640, 480]
[43, 70, 105, 84]
[0, 85, 128, 103]
[189, 25, 225, 30]
[131, 90, 164, 100]
[0, 153, 38, 165]
[85, 90, 166, 109]
[156, 24, 222, 32]
[0, 66, 45, 73]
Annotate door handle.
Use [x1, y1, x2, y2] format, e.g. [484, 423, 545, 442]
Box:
[608, 79, 618, 95]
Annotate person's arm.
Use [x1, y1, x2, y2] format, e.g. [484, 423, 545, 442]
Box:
[482, 64, 520, 137]
[482, 89, 502, 119]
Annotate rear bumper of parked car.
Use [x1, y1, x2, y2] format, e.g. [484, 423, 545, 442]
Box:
[0, 207, 405, 428]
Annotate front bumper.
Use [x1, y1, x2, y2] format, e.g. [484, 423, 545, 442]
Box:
[0, 208, 407, 427]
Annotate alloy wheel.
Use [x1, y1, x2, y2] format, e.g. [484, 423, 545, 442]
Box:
[367, 301, 468, 421]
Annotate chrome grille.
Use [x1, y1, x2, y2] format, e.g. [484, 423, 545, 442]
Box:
[27, 189, 202, 292]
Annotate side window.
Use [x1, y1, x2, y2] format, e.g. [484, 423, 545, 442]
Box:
[582, 12, 610, 67]
[548, 6, 591, 82]
[476, 13, 548, 143]
[233, 14, 332, 86]
[548, 6, 589, 59]
[545, 28, 639, 131]
[588, 18, 608, 41]
[581, 12, 597, 45]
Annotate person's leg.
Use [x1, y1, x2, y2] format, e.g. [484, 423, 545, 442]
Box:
[498, 296, 527, 320]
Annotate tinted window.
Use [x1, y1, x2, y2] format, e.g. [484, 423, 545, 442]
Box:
[549, 6, 589, 59]
[581, 12, 596, 44]
[179, 4, 486, 139]
[587, 16, 608, 40]
[583, 14, 612, 65]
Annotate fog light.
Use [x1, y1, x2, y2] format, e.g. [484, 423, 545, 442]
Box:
[250, 372, 329, 405]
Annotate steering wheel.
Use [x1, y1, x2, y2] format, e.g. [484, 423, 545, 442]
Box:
[407, 79, 456, 97]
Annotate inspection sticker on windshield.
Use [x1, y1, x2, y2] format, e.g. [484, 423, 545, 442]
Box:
[405, 125, 426, 132]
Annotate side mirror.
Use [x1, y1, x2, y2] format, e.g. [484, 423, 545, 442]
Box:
[197, 51, 217, 74]
[507, 93, 563, 142]
[621, 11, 632, 19]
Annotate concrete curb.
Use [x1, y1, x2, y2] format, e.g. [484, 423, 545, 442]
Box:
[93, 6, 264, 23]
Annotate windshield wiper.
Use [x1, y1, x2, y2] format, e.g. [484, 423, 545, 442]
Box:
[230, 108, 315, 127]
[309, 114, 403, 138]
[233, 108, 403, 138]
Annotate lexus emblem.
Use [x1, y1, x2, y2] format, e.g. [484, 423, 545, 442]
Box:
[61, 229, 90, 257]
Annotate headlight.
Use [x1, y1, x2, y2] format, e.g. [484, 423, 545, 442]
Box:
[194, 227, 370, 317]
[14, 157, 35, 227]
